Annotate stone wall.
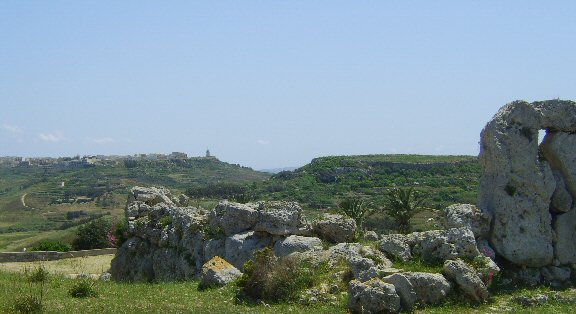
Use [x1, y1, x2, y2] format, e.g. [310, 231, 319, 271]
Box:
[0, 248, 117, 263]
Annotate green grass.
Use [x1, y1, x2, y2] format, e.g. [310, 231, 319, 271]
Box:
[1, 269, 575, 313]
[0, 270, 347, 313]
[0, 228, 77, 252]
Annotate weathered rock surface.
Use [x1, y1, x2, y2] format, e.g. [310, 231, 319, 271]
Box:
[208, 201, 260, 236]
[415, 228, 480, 263]
[443, 259, 489, 302]
[383, 273, 417, 311]
[541, 266, 571, 284]
[403, 272, 452, 305]
[200, 256, 242, 288]
[478, 100, 576, 267]
[443, 204, 492, 239]
[362, 230, 379, 241]
[129, 186, 176, 207]
[254, 202, 311, 236]
[554, 208, 576, 265]
[313, 214, 357, 243]
[273, 235, 323, 257]
[379, 234, 413, 262]
[348, 279, 401, 314]
[225, 231, 272, 270]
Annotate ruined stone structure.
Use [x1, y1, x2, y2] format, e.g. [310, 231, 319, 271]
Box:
[478, 100, 576, 268]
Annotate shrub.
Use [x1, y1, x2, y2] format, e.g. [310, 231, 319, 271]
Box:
[237, 248, 315, 302]
[72, 218, 112, 250]
[69, 279, 98, 298]
[31, 240, 72, 252]
[112, 220, 128, 247]
[158, 216, 173, 229]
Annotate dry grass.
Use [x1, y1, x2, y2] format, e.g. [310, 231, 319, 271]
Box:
[0, 254, 114, 276]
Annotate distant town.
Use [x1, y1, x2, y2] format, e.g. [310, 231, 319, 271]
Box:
[0, 151, 214, 169]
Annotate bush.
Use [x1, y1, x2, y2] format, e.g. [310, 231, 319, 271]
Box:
[72, 218, 112, 250]
[69, 279, 98, 298]
[237, 248, 315, 302]
[31, 240, 72, 252]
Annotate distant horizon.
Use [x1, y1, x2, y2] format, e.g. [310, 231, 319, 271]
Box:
[2, 2, 575, 169]
[1, 151, 479, 170]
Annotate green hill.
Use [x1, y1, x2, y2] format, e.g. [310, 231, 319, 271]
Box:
[252, 154, 480, 210]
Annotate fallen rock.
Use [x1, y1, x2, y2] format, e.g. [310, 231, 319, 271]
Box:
[383, 273, 417, 311]
[313, 214, 357, 243]
[443, 259, 490, 302]
[348, 279, 401, 314]
[403, 272, 452, 305]
[273, 235, 323, 257]
[379, 234, 412, 262]
[200, 256, 242, 288]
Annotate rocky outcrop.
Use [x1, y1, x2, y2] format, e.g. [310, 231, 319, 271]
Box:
[313, 214, 357, 243]
[443, 259, 489, 302]
[478, 100, 576, 267]
[200, 256, 242, 288]
[348, 279, 401, 314]
[253, 202, 312, 236]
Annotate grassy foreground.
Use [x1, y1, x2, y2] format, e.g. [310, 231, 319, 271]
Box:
[1, 256, 576, 313]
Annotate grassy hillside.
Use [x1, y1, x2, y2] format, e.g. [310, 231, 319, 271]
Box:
[253, 154, 480, 210]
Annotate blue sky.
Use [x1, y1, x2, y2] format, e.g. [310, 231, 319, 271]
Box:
[1, 1, 575, 169]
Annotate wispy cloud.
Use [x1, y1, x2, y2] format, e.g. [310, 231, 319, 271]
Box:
[2, 124, 22, 133]
[38, 131, 66, 143]
[91, 137, 115, 145]
[256, 139, 271, 145]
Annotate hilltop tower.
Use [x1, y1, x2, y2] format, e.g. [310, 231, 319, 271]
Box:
[206, 149, 211, 157]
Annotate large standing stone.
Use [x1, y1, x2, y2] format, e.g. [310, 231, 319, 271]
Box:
[478, 100, 576, 267]
[348, 279, 401, 314]
[443, 259, 490, 303]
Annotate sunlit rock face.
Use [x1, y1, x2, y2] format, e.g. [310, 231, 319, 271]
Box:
[478, 99, 576, 267]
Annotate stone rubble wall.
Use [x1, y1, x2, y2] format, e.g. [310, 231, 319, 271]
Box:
[0, 248, 117, 263]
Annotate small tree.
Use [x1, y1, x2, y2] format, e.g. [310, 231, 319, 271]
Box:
[338, 195, 374, 230]
[73, 218, 111, 250]
[384, 187, 427, 234]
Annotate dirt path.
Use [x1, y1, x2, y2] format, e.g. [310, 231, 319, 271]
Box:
[20, 193, 27, 207]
